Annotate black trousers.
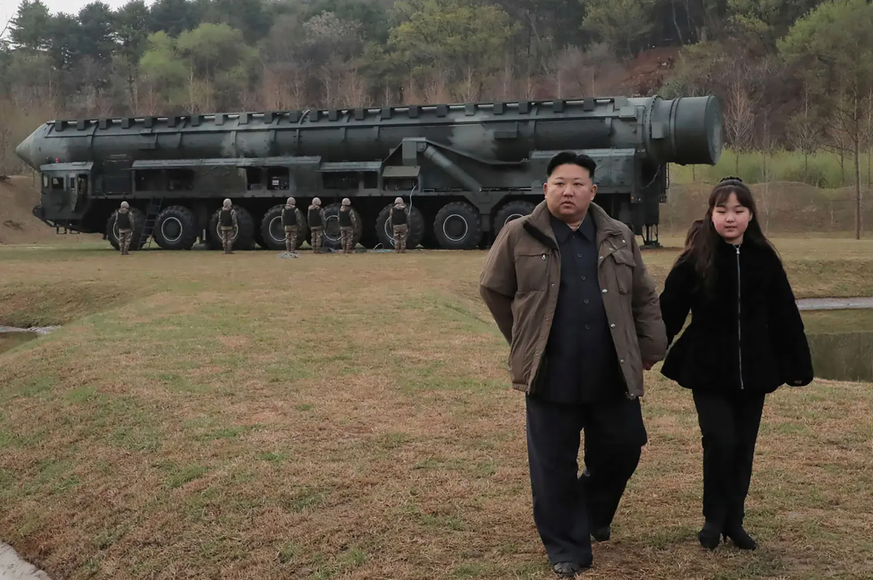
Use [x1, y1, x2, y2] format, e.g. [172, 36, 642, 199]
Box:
[525, 394, 648, 565]
[692, 390, 766, 530]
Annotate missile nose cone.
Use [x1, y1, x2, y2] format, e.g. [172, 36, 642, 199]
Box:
[15, 130, 38, 169]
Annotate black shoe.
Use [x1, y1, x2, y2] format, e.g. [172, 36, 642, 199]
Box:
[723, 525, 757, 550]
[591, 525, 611, 542]
[698, 521, 721, 550]
[552, 561, 590, 577]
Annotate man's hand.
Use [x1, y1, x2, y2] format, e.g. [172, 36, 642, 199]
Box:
[643, 360, 656, 371]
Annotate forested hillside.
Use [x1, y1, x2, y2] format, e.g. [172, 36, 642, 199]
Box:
[1, 0, 872, 188]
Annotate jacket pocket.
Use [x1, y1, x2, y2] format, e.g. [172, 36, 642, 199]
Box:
[610, 249, 635, 294]
[515, 252, 550, 293]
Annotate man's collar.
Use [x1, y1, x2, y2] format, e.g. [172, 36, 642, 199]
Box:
[549, 212, 596, 244]
[524, 200, 623, 251]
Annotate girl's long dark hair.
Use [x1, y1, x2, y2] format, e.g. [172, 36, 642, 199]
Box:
[679, 177, 779, 294]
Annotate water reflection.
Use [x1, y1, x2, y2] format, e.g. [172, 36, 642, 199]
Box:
[806, 331, 873, 382]
[0, 331, 39, 355]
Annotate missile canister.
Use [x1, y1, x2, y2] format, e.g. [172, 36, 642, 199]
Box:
[16, 95, 723, 252]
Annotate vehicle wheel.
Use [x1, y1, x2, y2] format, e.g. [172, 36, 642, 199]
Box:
[375, 203, 425, 249]
[259, 205, 307, 250]
[154, 205, 198, 250]
[493, 201, 536, 236]
[207, 205, 255, 250]
[321, 203, 363, 250]
[433, 201, 482, 249]
[106, 206, 146, 251]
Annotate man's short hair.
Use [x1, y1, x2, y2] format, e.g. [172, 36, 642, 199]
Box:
[546, 151, 596, 179]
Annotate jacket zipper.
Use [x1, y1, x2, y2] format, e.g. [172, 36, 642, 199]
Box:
[735, 244, 744, 390]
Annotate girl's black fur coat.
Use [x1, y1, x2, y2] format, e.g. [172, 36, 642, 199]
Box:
[659, 239, 814, 394]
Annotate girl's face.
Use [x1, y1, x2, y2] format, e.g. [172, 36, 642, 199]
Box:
[711, 192, 752, 244]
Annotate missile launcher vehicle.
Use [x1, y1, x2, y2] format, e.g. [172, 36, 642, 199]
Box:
[15, 95, 723, 251]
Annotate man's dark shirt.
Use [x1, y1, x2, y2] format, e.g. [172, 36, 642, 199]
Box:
[535, 213, 622, 404]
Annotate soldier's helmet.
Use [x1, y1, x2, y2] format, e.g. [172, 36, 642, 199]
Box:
[313, 197, 321, 206]
[223, 198, 232, 208]
[394, 197, 403, 205]
[120, 201, 129, 209]
[342, 198, 351, 206]
[286, 196, 295, 206]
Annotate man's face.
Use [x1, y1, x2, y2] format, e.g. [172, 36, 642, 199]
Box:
[543, 163, 597, 223]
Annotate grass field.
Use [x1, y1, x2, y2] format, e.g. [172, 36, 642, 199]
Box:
[1, 237, 872, 580]
[668, 147, 873, 189]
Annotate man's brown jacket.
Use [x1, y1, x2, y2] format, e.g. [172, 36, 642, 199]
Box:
[479, 200, 667, 398]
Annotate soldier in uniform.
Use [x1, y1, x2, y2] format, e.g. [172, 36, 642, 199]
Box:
[219, 198, 238, 254]
[339, 197, 358, 253]
[390, 196, 410, 253]
[282, 196, 299, 253]
[308, 197, 326, 253]
[116, 201, 134, 255]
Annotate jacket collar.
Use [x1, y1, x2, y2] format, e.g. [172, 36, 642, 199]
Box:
[523, 200, 624, 251]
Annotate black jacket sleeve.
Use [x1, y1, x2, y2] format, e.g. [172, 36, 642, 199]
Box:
[659, 257, 694, 346]
[768, 261, 814, 386]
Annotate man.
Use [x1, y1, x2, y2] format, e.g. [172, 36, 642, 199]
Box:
[389, 196, 409, 253]
[282, 196, 299, 253]
[479, 151, 667, 577]
[338, 198, 358, 253]
[308, 197, 325, 253]
[116, 201, 134, 256]
[219, 198, 237, 254]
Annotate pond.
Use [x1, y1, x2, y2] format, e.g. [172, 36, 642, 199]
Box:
[805, 332, 873, 383]
[800, 310, 873, 383]
[0, 331, 39, 355]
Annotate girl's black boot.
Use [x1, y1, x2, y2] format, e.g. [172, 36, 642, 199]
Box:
[723, 524, 757, 550]
[698, 521, 721, 550]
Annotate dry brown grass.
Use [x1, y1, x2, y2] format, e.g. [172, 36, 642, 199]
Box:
[1, 239, 872, 580]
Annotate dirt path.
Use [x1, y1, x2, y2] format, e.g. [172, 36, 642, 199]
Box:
[797, 297, 873, 310]
[0, 543, 50, 580]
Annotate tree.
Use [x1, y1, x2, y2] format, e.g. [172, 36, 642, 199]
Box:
[727, 0, 821, 53]
[724, 75, 758, 173]
[175, 23, 259, 111]
[581, 0, 657, 57]
[9, 0, 52, 52]
[114, 0, 153, 111]
[76, 2, 116, 66]
[787, 81, 821, 182]
[387, 0, 518, 100]
[780, 0, 873, 239]
[547, 43, 620, 99]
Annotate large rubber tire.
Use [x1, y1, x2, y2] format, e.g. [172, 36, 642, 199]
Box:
[106, 207, 146, 251]
[433, 202, 482, 249]
[375, 203, 425, 249]
[254, 226, 267, 249]
[494, 201, 537, 236]
[154, 205, 198, 250]
[207, 205, 255, 250]
[321, 203, 363, 250]
[259, 205, 307, 251]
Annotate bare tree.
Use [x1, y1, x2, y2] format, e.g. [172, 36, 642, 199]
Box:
[788, 82, 820, 180]
[453, 66, 481, 103]
[339, 66, 369, 108]
[724, 75, 758, 173]
[422, 68, 451, 105]
[759, 114, 776, 233]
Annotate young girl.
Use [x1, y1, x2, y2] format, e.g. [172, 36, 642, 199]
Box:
[659, 177, 813, 550]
